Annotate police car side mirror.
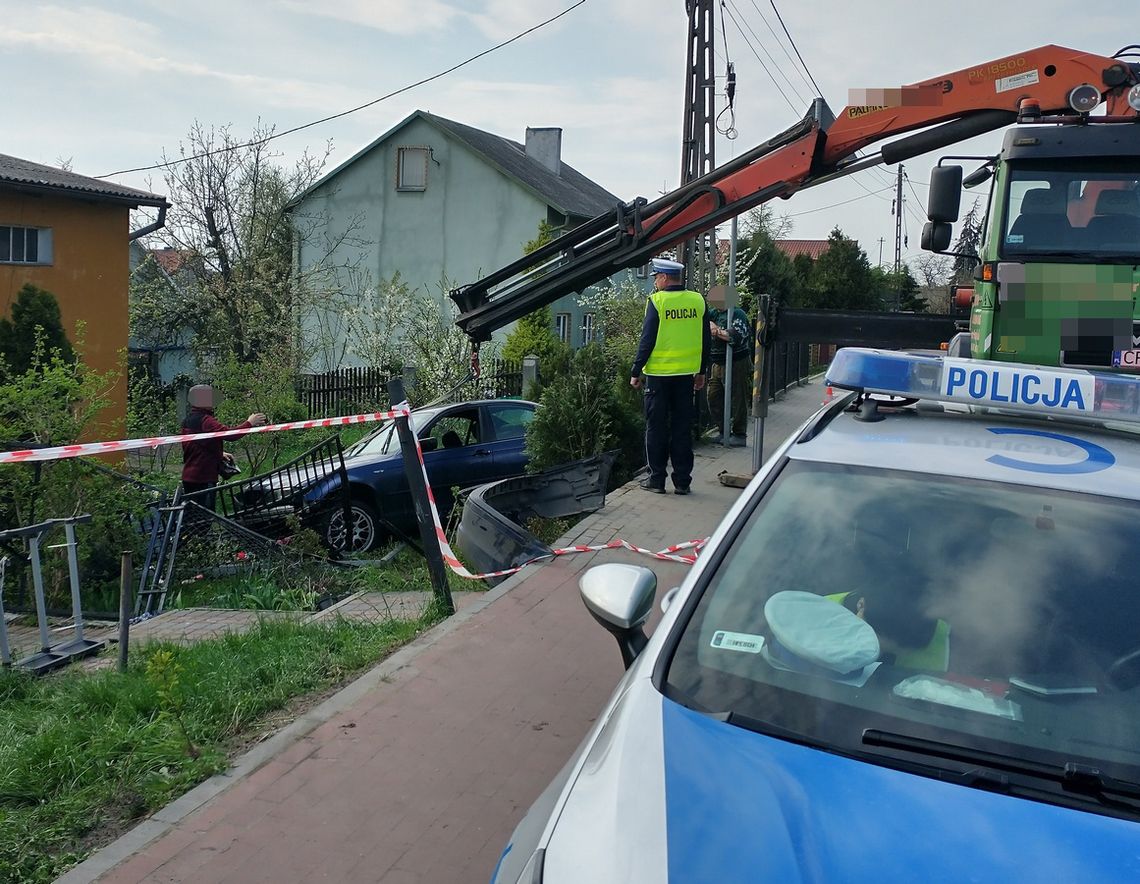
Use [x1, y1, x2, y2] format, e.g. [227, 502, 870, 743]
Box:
[579, 563, 656, 669]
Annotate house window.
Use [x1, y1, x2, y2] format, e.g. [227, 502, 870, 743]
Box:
[555, 313, 571, 344]
[0, 226, 51, 264]
[397, 147, 429, 191]
[582, 313, 596, 345]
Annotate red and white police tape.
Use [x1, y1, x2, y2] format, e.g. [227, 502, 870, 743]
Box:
[0, 406, 708, 580]
[0, 410, 406, 464]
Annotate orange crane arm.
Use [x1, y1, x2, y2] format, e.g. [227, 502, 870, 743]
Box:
[453, 45, 1138, 342]
[651, 45, 1137, 248]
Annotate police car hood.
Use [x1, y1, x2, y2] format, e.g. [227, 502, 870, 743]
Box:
[542, 680, 1140, 883]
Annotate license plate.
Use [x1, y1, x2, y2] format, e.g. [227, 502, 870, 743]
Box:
[1112, 350, 1140, 368]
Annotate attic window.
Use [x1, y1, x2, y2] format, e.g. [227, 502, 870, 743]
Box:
[397, 147, 429, 191]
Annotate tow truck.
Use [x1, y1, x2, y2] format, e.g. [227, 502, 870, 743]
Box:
[450, 44, 1140, 364]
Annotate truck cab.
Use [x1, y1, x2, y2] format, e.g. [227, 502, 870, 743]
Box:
[927, 120, 1140, 369]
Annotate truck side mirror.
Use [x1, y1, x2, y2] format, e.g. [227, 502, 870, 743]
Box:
[927, 165, 963, 223]
[962, 164, 994, 189]
[921, 221, 953, 252]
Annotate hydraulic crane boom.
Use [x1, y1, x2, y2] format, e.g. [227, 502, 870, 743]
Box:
[451, 44, 1139, 343]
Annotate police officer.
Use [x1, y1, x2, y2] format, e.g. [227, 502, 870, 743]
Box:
[630, 258, 711, 495]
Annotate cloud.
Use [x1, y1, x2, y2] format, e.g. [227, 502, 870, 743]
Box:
[0, 3, 364, 113]
[386, 74, 681, 199]
[277, 0, 461, 37]
[283, 0, 590, 44]
[463, 0, 584, 41]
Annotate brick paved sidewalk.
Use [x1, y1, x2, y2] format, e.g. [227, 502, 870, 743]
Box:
[58, 379, 827, 884]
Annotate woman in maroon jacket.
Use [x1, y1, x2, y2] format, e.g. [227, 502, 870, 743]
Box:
[180, 384, 266, 509]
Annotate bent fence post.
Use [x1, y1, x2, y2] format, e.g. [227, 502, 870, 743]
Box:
[386, 378, 455, 616]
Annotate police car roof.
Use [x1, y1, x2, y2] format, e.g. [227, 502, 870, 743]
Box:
[791, 403, 1140, 502]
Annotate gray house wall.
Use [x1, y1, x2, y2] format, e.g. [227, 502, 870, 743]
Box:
[295, 118, 583, 370]
[291, 113, 651, 372]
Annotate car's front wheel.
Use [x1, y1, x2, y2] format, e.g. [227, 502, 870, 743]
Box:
[324, 499, 383, 553]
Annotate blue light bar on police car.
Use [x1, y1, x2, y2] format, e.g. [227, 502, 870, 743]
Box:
[826, 348, 1140, 423]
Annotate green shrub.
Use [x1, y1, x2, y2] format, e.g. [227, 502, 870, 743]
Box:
[524, 344, 644, 487]
[501, 306, 568, 370]
[0, 284, 74, 381]
[0, 323, 149, 611]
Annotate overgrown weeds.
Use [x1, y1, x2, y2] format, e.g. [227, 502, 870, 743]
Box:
[0, 614, 441, 883]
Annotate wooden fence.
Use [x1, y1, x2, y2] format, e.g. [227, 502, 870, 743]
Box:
[463, 357, 524, 400]
[297, 359, 525, 417]
[296, 366, 394, 417]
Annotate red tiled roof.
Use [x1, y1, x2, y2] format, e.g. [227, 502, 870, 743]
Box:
[149, 248, 192, 274]
[774, 239, 831, 260]
[715, 238, 832, 264]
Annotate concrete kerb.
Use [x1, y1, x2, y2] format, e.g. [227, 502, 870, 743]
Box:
[54, 480, 629, 884]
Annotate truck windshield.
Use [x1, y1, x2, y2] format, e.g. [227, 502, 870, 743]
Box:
[1002, 160, 1140, 260]
[664, 459, 1140, 793]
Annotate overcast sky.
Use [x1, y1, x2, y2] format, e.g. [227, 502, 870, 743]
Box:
[2, 0, 1128, 275]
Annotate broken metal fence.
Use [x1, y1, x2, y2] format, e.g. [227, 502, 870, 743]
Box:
[135, 435, 352, 617]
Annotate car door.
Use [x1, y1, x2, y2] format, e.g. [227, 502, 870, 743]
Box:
[483, 402, 537, 479]
[420, 406, 498, 514]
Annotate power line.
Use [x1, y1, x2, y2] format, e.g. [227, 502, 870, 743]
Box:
[746, 0, 816, 96]
[716, 2, 738, 138]
[725, 0, 809, 107]
[761, 0, 898, 194]
[786, 184, 894, 217]
[97, 0, 588, 179]
[768, 0, 822, 96]
[903, 171, 927, 208]
[850, 171, 893, 201]
[721, 1, 800, 115]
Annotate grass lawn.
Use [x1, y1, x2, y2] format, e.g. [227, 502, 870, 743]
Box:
[0, 608, 445, 883]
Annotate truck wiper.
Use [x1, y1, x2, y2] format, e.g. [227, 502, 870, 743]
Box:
[863, 729, 1140, 805]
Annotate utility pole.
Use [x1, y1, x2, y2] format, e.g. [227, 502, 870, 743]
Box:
[894, 164, 904, 276]
[894, 164, 905, 310]
[679, 0, 716, 296]
[878, 237, 885, 267]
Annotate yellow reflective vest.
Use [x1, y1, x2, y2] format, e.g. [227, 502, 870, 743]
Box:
[643, 288, 705, 376]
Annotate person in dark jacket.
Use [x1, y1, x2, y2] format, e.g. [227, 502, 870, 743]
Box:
[630, 258, 711, 495]
[706, 286, 753, 447]
[181, 384, 266, 510]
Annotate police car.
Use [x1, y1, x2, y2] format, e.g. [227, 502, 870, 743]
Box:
[491, 348, 1140, 883]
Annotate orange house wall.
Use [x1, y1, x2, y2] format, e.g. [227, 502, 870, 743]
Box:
[0, 192, 130, 438]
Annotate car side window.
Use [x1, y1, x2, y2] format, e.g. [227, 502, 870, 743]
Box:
[488, 405, 535, 441]
[427, 409, 480, 449]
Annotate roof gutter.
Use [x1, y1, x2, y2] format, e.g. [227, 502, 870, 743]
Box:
[129, 202, 168, 241]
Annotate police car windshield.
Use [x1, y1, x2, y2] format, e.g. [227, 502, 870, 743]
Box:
[665, 460, 1140, 792]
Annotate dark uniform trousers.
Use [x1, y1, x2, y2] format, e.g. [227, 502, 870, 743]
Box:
[643, 374, 695, 491]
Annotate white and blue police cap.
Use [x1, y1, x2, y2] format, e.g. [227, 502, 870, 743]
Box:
[649, 257, 685, 276]
[761, 590, 881, 686]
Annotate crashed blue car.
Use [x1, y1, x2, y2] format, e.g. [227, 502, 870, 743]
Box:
[313, 398, 537, 552]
